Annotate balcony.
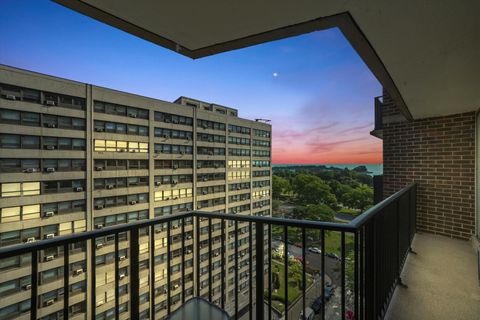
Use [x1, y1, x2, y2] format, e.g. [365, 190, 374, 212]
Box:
[0, 184, 433, 320]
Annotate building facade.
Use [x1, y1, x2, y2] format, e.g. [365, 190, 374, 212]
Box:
[0, 65, 272, 319]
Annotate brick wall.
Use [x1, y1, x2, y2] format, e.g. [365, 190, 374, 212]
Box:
[382, 94, 476, 240]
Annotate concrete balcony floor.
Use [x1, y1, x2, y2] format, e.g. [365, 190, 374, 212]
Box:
[385, 233, 480, 320]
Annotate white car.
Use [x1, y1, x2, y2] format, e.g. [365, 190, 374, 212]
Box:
[308, 247, 322, 254]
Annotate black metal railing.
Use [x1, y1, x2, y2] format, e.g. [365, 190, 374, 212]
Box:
[0, 184, 416, 320]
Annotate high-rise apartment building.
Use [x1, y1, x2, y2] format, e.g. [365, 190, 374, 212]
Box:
[0, 65, 272, 320]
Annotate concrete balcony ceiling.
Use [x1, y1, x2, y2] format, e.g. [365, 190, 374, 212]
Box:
[55, 0, 480, 120]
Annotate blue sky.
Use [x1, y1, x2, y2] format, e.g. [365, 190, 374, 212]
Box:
[0, 0, 382, 164]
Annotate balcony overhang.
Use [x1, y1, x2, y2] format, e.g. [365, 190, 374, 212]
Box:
[54, 0, 480, 120]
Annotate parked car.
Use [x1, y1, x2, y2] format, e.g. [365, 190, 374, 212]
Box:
[310, 297, 323, 314]
[308, 247, 321, 254]
[326, 252, 340, 260]
[299, 307, 315, 320]
[324, 285, 334, 301]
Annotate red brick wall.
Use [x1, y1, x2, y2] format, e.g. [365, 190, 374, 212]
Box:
[382, 102, 476, 240]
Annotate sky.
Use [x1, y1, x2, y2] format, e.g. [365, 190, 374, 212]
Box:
[0, 0, 382, 164]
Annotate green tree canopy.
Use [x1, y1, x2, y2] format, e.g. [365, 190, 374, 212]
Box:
[293, 203, 335, 222]
[272, 175, 290, 199]
[292, 174, 337, 206]
[343, 184, 373, 212]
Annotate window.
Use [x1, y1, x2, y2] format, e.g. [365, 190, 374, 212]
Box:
[94, 101, 148, 119]
[1, 182, 40, 197]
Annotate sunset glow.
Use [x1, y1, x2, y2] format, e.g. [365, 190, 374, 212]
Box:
[0, 0, 383, 164]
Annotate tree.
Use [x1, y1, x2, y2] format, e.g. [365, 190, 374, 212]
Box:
[272, 175, 290, 199]
[292, 174, 337, 207]
[344, 184, 373, 211]
[293, 203, 335, 222]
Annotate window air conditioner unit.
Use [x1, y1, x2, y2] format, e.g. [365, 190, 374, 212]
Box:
[96, 243, 103, 249]
[95, 166, 103, 171]
[197, 164, 202, 169]
[186, 235, 192, 240]
[128, 113, 137, 118]
[208, 151, 214, 155]
[107, 184, 114, 189]
[44, 299, 55, 307]
[129, 200, 137, 205]
[202, 190, 208, 195]
[180, 151, 185, 155]
[172, 165, 178, 170]
[23, 167, 36, 173]
[202, 124, 208, 129]
[45, 233, 55, 239]
[45, 255, 55, 262]
[120, 148, 127, 152]
[5, 94, 17, 100]
[45, 100, 56, 106]
[172, 181, 178, 186]
[74, 269, 83, 276]
[23, 284, 32, 290]
[203, 177, 208, 182]
[46, 123, 57, 128]
[74, 187, 84, 192]
[197, 205, 202, 209]
[26, 237, 36, 243]
[46, 145, 55, 150]
[96, 300, 105, 307]
[119, 274, 126, 280]
[186, 249, 192, 254]
[95, 127, 104, 132]
[46, 167, 56, 173]
[95, 224, 103, 229]
[95, 205, 104, 210]
[119, 255, 126, 261]
[173, 284, 179, 289]
[172, 119, 179, 124]
[43, 211, 54, 218]
[155, 181, 161, 186]
[162, 134, 169, 138]
[215, 252, 219, 257]
[165, 118, 171, 123]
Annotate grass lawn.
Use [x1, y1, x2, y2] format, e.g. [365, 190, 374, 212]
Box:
[268, 260, 313, 312]
[324, 231, 354, 256]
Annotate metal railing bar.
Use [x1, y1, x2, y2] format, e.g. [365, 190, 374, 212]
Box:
[268, 224, 272, 320]
[284, 225, 289, 320]
[63, 243, 69, 320]
[30, 250, 38, 320]
[301, 227, 306, 320]
[130, 228, 140, 318]
[341, 232, 345, 320]
[221, 218, 225, 310]
[349, 183, 416, 229]
[90, 238, 96, 320]
[181, 218, 185, 305]
[149, 226, 155, 320]
[235, 220, 239, 320]
[321, 229, 325, 320]
[249, 221, 253, 320]
[208, 217, 212, 302]
[255, 222, 265, 320]
[166, 221, 171, 314]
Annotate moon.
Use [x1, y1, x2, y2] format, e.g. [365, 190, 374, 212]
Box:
[273, 72, 278, 77]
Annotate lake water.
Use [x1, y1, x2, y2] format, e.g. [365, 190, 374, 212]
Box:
[273, 164, 384, 176]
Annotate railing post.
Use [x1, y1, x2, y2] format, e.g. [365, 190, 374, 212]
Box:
[130, 228, 140, 318]
[31, 250, 38, 320]
[255, 222, 264, 320]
